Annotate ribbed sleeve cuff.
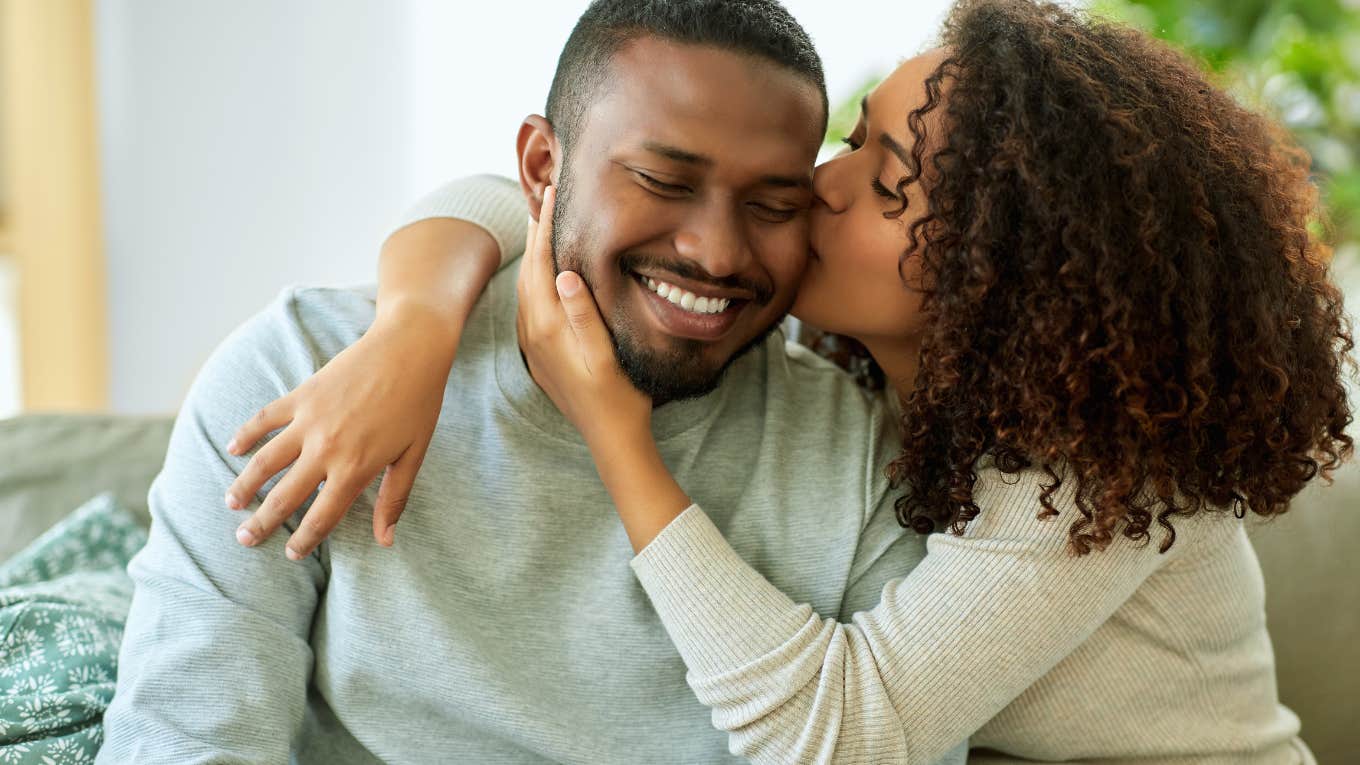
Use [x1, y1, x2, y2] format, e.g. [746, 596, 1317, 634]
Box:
[396, 174, 529, 268]
[629, 504, 813, 673]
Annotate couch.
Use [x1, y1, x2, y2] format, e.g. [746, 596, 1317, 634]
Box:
[1, 412, 1356, 761]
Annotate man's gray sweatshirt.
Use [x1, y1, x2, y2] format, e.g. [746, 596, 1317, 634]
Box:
[97, 261, 935, 764]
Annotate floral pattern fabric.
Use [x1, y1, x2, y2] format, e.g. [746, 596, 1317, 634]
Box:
[0, 493, 147, 763]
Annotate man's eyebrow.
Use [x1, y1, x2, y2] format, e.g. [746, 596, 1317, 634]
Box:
[642, 141, 712, 166]
[760, 174, 812, 190]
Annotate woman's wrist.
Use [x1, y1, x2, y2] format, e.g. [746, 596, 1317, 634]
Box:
[371, 298, 466, 357]
[583, 419, 654, 467]
[588, 431, 692, 553]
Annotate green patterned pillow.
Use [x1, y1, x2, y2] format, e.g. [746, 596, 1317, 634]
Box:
[0, 492, 147, 763]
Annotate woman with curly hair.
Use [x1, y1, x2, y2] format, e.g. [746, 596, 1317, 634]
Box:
[224, 0, 1349, 761]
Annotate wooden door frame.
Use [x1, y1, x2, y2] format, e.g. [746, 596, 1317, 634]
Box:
[1, 0, 108, 411]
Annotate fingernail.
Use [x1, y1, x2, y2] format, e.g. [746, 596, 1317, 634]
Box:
[557, 271, 581, 296]
[382, 524, 396, 547]
[285, 546, 303, 561]
[225, 491, 241, 510]
[226, 438, 239, 454]
[236, 526, 257, 546]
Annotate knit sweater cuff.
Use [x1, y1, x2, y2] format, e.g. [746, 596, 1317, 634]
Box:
[396, 174, 529, 268]
[629, 504, 812, 672]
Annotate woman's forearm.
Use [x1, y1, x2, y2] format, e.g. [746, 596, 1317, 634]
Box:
[589, 434, 693, 554]
[375, 218, 502, 343]
[624, 468, 1180, 764]
[375, 173, 529, 337]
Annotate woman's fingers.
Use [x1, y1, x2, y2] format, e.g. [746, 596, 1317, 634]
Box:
[528, 186, 554, 256]
[527, 186, 559, 316]
[555, 271, 615, 376]
[282, 473, 370, 560]
[226, 396, 294, 456]
[518, 185, 563, 346]
[371, 434, 433, 546]
[233, 460, 326, 548]
[523, 214, 539, 282]
[517, 192, 543, 326]
[225, 433, 302, 511]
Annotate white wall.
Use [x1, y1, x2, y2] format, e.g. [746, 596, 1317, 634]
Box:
[95, 0, 953, 414]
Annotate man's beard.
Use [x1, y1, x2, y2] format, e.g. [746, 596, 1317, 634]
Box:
[549, 166, 783, 406]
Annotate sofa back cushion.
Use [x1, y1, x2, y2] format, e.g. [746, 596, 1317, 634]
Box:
[1249, 464, 1360, 764]
[0, 414, 173, 562]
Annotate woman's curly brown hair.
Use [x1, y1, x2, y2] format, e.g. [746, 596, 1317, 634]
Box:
[875, 0, 1355, 554]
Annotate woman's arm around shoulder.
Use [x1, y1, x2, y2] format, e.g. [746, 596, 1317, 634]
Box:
[223, 174, 530, 559]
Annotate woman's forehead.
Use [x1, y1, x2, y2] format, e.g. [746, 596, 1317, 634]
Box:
[870, 48, 950, 118]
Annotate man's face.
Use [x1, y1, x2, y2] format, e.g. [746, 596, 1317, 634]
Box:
[550, 38, 823, 404]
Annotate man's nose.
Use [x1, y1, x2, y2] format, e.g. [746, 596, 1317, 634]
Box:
[673, 201, 753, 277]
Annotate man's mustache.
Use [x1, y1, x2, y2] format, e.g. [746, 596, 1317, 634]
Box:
[616, 252, 775, 305]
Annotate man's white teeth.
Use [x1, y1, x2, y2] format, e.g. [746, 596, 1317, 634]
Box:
[643, 277, 730, 315]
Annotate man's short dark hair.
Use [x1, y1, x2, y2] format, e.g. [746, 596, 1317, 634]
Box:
[545, 0, 828, 156]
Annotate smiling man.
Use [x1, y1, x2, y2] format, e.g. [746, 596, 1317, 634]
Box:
[539, 32, 821, 402]
[97, 2, 961, 763]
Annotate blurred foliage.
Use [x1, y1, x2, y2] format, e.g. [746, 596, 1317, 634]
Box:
[1091, 0, 1360, 262]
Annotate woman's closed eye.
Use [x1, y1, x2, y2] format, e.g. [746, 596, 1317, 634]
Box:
[836, 131, 901, 202]
[871, 177, 902, 202]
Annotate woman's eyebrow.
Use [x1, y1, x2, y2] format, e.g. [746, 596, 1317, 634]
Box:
[879, 132, 911, 167]
[860, 90, 909, 167]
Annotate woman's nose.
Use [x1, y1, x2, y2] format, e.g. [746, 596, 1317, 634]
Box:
[811, 156, 850, 215]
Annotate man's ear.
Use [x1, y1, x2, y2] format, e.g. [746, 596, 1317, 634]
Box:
[517, 115, 560, 222]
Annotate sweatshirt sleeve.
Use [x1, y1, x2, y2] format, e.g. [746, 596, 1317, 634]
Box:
[628, 467, 1182, 765]
[97, 290, 329, 763]
[395, 174, 531, 269]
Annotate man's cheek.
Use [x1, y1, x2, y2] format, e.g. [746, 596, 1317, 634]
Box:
[590, 269, 635, 329]
[757, 258, 808, 305]
[762, 226, 811, 271]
